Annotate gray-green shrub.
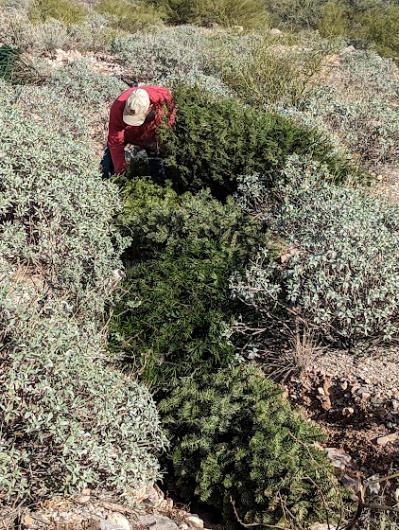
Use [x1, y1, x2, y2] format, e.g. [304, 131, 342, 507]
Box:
[0, 81, 124, 311]
[0, 271, 167, 504]
[232, 156, 399, 347]
[109, 26, 231, 93]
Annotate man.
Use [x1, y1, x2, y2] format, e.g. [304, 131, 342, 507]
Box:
[101, 85, 175, 178]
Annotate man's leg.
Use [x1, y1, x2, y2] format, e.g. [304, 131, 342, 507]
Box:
[100, 145, 114, 179]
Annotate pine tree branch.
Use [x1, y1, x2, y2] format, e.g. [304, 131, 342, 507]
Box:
[229, 496, 288, 529]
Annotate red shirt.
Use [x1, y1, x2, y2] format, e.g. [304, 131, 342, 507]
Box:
[107, 85, 176, 174]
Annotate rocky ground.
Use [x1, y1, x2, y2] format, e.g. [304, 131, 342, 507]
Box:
[0, 485, 212, 530]
[286, 346, 399, 492]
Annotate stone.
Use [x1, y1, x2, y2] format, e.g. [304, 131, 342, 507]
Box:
[76, 495, 91, 505]
[270, 28, 282, 36]
[102, 514, 131, 530]
[22, 515, 35, 528]
[184, 516, 204, 530]
[135, 515, 156, 528]
[376, 432, 398, 446]
[101, 503, 135, 515]
[33, 514, 51, 525]
[152, 516, 179, 530]
[325, 447, 351, 470]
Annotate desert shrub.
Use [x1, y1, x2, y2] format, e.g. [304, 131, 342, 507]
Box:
[147, 0, 268, 28]
[110, 178, 262, 391]
[351, 5, 399, 61]
[262, 0, 325, 29]
[217, 31, 330, 107]
[109, 26, 230, 93]
[97, 0, 163, 31]
[156, 85, 358, 198]
[317, 0, 349, 37]
[161, 364, 344, 528]
[0, 82, 124, 312]
[298, 85, 399, 165]
[338, 50, 399, 100]
[232, 156, 399, 348]
[47, 59, 125, 127]
[0, 44, 21, 82]
[0, 8, 114, 53]
[0, 278, 167, 504]
[29, 0, 86, 25]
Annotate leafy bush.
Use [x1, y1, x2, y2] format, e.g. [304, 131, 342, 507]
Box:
[109, 25, 230, 93]
[0, 4, 114, 53]
[0, 69, 166, 504]
[317, 0, 349, 37]
[217, 31, 329, 107]
[97, 0, 163, 31]
[0, 80, 124, 315]
[29, 0, 86, 25]
[232, 156, 399, 347]
[354, 4, 399, 61]
[298, 85, 399, 166]
[161, 365, 344, 528]
[0, 278, 167, 504]
[147, 0, 268, 28]
[156, 85, 358, 198]
[110, 178, 262, 391]
[0, 44, 21, 82]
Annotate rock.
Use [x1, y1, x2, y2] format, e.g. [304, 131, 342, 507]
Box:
[135, 515, 156, 528]
[184, 516, 204, 530]
[22, 515, 35, 528]
[152, 516, 179, 530]
[0, 513, 17, 530]
[366, 475, 381, 495]
[33, 514, 51, 525]
[325, 447, 351, 471]
[105, 513, 131, 530]
[101, 503, 135, 515]
[76, 495, 91, 505]
[376, 432, 398, 446]
[270, 28, 282, 36]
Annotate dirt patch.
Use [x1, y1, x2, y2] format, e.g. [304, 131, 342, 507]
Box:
[285, 347, 399, 478]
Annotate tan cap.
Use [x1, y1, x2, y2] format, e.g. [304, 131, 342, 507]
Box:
[123, 88, 151, 126]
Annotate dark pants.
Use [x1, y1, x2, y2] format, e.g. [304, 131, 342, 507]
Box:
[100, 145, 166, 180]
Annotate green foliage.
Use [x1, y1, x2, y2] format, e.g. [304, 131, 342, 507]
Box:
[0, 44, 21, 82]
[217, 31, 329, 107]
[232, 156, 399, 347]
[161, 365, 344, 528]
[29, 0, 86, 25]
[97, 0, 163, 31]
[156, 85, 358, 198]
[0, 283, 167, 504]
[355, 5, 399, 61]
[147, 0, 268, 28]
[111, 178, 262, 392]
[317, 1, 349, 37]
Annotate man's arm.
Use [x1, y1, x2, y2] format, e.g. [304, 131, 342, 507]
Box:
[107, 100, 127, 175]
